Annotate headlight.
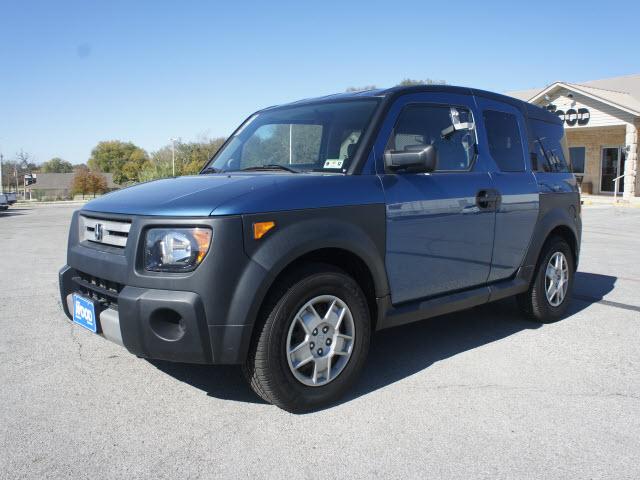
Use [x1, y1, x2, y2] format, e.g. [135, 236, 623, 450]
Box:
[144, 228, 212, 272]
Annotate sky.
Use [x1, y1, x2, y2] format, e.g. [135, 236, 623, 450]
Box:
[1, 0, 639, 166]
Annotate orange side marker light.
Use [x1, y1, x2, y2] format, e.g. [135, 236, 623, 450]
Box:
[253, 221, 276, 240]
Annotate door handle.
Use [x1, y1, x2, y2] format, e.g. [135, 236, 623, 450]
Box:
[476, 189, 501, 210]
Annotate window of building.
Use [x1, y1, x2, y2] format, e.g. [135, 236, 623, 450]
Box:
[386, 104, 477, 171]
[482, 110, 525, 172]
[569, 146, 586, 175]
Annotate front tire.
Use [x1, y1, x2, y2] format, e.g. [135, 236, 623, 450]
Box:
[517, 236, 574, 323]
[243, 264, 371, 412]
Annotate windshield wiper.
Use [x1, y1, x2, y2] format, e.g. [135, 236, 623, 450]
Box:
[201, 166, 223, 174]
[240, 164, 299, 173]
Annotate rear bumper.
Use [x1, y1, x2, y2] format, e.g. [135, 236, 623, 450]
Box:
[59, 265, 252, 364]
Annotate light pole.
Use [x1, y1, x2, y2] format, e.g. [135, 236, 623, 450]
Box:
[170, 137, 177, 177]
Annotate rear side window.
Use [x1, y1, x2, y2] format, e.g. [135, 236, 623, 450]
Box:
[483, 110, 525, 172]
[386, 104, 477, 171]
[531, 119, 570, 173]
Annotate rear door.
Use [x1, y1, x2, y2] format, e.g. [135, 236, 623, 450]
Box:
[473, 96, 539, 282]
[376, 92, 496, 304]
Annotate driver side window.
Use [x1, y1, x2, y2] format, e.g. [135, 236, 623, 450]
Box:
[386, 104, 477, 171]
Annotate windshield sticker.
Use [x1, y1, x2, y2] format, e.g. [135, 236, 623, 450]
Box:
[323, 159, 344, 169]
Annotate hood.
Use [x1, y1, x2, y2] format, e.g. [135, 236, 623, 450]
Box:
[82, 173, 384, 217]
[82, 174, 275, 216]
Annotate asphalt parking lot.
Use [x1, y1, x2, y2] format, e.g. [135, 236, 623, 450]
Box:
[1, 203, 639, 479]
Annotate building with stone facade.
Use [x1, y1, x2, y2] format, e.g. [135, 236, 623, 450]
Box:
[507, 73, 639, 199]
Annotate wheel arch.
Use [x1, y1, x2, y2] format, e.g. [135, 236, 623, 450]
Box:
[264, 247, 379, 323]
[522, 199, 581, 280]
[230, 205, 389, 362]
[545, 224, 578, 269]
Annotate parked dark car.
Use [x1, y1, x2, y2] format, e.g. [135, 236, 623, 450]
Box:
[59, 85, 581, 411]
[0, 194, 8, 211]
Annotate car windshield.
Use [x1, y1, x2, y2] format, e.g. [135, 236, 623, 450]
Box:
[203, 99, 380, 173]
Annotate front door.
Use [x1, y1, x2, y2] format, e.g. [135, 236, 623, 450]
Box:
[376, 92, 496, 304]
[600, 147, 626, 193]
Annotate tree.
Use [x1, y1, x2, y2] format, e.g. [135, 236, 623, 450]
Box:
[177, 137, 226, 175]
[139, 148, 173, 182]
[88, 172, 108, 197]
[41, 157, 73, 173]
[16, 150, 33, 166]
[71, 166, 108, 198]
[71, 166, 91, 199]
[140, 137, 226, 182]
[345, 79, 447, 92]
[397, 78, 447, 86]
[2, 150, 38, 193]
[88, 140, 148, 184]
[345, 85, 377, 92]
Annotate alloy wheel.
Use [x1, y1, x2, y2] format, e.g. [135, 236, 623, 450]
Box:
[545, 251, 569, 307]
[286, 295, 355, 387]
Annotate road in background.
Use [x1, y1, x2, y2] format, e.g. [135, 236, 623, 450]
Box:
[1, 204, 639, 479]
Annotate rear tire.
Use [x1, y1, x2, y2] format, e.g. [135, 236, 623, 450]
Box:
[243, 263, 371, 412]
[517, 236, 574, 323]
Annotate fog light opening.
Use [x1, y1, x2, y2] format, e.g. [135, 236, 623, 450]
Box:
[149, 308, 185, 341]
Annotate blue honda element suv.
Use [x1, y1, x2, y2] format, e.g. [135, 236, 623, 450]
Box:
[59, 85, 581, 411]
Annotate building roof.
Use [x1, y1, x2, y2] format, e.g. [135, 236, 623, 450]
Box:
[506, 73, 640, 115]
[33, 172, 119, 190]
[582, 73, 640, 101]
[507, 87, 543, 101]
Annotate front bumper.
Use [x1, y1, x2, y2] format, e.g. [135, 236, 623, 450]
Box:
[59, 265, 255, 364]
[58, 211, 266, 365]
[60, 265, 218, 363]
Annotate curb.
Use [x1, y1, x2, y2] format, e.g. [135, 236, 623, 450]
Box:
[15, 200, 89, 206]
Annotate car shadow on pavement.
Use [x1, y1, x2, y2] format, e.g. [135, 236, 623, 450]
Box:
[148, 271, 616, 410]
[343, 298, 538, 406]
[149, 360, 266, 404]
[571, 271, 618, 307]
[339, 271, 617, 409]
[0, 208, 30, 217]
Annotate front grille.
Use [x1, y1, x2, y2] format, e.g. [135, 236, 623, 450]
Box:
[79, 215, 131, 248]
[72, 271, 123, 310]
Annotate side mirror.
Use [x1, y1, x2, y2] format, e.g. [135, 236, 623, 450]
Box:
[384, 145, 437, 173]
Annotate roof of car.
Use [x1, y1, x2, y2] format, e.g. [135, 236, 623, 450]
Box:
[264, 85, 561, 124]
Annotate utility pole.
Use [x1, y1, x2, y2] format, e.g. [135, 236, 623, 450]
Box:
[0, 153, 4, 194]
